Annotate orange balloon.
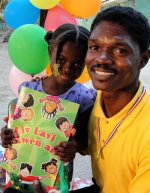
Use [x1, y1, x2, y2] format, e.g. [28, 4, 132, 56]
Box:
[60, 0, 102, 19]
[46, 65, 90, 83]
[76, 66, 90, 83]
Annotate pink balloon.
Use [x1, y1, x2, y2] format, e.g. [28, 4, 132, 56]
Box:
[44, 5, 77, 31]
[9, 66, 46, 96]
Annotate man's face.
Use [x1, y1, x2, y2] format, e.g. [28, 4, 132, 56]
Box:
[86, 21, 143, 92]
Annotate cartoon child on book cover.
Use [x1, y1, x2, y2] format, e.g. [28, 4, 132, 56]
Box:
[2, 87, 79, 193]
[41, 158, 58, 180]
[55, 117, 76, 138]
[39, 96, 64, 120]
[13, 93, 34, 122]
[3, 147, 17, 170]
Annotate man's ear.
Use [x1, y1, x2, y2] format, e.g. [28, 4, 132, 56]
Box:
[139, 49, 150, 69]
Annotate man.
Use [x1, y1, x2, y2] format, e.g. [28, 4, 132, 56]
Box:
[49, 6, 150, 193]
[84, 6, 150, 193]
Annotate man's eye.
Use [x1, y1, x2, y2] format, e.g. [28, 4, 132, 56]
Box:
[114, 48, 128, 55]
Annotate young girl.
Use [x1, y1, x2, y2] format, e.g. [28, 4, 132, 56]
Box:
[1, 23, 96, 192]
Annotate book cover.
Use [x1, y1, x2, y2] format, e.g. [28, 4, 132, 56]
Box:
[0, 86, 79, 192]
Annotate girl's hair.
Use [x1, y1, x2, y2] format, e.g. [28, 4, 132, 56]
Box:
[44, 23, 90, 61]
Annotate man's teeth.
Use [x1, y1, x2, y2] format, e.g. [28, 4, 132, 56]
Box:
[95, 71, 115, 76]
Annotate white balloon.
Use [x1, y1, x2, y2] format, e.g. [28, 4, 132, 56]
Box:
[9, 66, 46, 96]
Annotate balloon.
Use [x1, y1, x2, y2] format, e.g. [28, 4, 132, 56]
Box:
[60, 0, 102, 19]
[8, 24, 50, 75]
[4, 0, 40, 29]
[76, 66, 90, 83]
[30, 0, 60, 9]
[9, 66, 46, 96]
[44, 6, 77, 32]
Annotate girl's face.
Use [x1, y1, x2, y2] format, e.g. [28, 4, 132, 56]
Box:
[50, 41, 86, 84]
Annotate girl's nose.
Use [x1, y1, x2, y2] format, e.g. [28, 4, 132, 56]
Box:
[62, 63, 71, 72]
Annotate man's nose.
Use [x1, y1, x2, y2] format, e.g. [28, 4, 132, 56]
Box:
[95, 51, 114, 65]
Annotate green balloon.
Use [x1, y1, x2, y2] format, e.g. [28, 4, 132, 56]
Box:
[8, 24, 50, 75]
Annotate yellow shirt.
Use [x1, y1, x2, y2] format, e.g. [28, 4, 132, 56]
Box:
[88, 83, 150, 193]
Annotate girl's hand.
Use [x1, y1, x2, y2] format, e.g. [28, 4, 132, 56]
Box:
[54, 140, 78, 162]
[31, 76, 48, 82]
[1, 126, 19, 148]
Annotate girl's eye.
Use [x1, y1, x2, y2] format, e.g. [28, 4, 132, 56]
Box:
[72, 63, 84, 68]
[73, 63, 83, 68]
[113, 48, 128, 56]
[57, 58, 65, 64]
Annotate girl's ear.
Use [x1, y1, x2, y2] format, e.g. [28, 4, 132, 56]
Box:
[139, 49, 150, 69]
[48, 46, 51, 55]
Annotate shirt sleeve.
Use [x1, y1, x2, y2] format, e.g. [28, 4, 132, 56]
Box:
[18, 81, 43, 95]
[74, 105, 94, 151]
[18, 81, 29, 95]
[79, 88, 97, 113]
[129, 140, 150, 193]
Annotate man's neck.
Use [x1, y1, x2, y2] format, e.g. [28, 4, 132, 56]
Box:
[101, 82, 139, 118]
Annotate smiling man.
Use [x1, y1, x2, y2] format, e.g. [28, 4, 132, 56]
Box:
[85, 6, 150, 193]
